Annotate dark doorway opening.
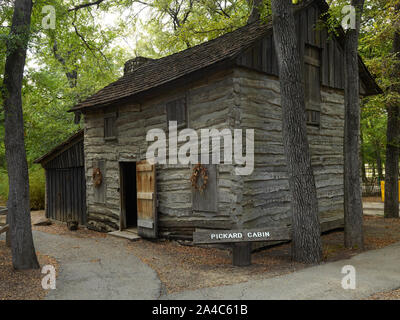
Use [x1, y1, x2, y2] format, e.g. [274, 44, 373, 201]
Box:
[120, 162, 137, 229]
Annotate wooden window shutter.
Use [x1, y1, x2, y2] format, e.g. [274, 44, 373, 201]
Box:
[304, 44, 321, 127]
[93, 160, 106, 204]
[136, 160, 158, 238]
[192, 164, 218, 213]
[104, 113, 117, 139]
[166, 97, 187, 128]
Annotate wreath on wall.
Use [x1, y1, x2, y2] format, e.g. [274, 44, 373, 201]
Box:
[92, 168, 103, 188]
[190, 164, 208, 193]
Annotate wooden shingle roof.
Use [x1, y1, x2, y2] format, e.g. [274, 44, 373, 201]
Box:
[69, 21, 273, 112]
[69, 1, 381, 113]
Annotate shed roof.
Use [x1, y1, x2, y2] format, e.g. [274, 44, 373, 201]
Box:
[69, 1, 381, 113]
[34, 130, 84, 166]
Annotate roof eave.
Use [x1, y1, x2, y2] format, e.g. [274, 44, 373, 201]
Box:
[34, 130, 84, 166]
[68, 57, 239, 113]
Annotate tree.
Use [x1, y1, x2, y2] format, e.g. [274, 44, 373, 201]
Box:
[247, 0, 263, 23]
[384, 2, 400, 219]
[343, 0, 365, 249]
[1, 0, 39, 269]
[271, 0, 322, 264]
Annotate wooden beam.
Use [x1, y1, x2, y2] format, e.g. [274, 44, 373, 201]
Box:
[233, 243, 252, 267]
[137, 192, 154, 200]
[0, 224, 9, 235]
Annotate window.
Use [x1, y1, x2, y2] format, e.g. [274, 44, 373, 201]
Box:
[306, 110, 320, 127]
[304, 44, 321, 127]
[104, 113, 117, 139]
[166, 97, 187, 128]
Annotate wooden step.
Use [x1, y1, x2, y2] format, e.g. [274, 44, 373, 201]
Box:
[124, 227, 138, 235]
[108, 230, 141, 241]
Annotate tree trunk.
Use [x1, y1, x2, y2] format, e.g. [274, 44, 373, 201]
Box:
[384, 4, 400, 219]
[372, 162, 376, 178]
[344, 0, 365, 249]
[1, 0, 39, 269]
[375, 141, 384, 182]
[247, 0, 263, 24]
[360, 130, 367, 183]
[271, 0, 322, 264]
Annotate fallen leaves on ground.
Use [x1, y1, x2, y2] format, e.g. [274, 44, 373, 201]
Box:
[31, 211, 106, 239]
[0, 241, 58, 300]
[368, 288, 400, 300]
[126, 239, 303, 294]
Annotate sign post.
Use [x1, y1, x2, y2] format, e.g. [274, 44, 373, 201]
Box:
[193, 227, 291, 267]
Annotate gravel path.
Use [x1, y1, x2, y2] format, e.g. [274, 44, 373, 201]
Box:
[27, 231, 161, 300]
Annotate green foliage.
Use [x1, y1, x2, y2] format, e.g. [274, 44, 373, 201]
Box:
[0, 166, 45, 209]
[132, 0, 251, 58]
[29, 166, 45, 210]
[0, 168, 8, 206]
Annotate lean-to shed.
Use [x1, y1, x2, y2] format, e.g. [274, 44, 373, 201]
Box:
[34, 130, 87, 225]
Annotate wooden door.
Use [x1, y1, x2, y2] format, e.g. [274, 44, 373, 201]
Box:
[136, 160, 158, 238]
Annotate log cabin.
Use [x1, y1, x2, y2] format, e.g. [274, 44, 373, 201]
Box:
[37, 0, 381, 240]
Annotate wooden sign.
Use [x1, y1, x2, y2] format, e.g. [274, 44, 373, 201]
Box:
[193, 226, 291, 245]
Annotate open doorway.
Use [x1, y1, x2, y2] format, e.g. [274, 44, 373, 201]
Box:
[120, 162, 137, 229]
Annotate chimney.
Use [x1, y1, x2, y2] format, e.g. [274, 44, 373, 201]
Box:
[124, 56, 154, 75]
[247, 0, 263, 24]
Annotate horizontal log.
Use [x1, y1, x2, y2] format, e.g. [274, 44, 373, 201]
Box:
[159, 218, 234, 230]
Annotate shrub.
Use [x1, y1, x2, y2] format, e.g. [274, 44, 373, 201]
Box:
[0, 166, 45, 210]
[29, 166, 45, 210]
[0, 169, 8, 206]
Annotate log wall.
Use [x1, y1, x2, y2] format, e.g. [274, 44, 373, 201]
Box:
[235, 67, 344, 229]
[84, 70, 240, 234]
[83, 66, 345, 237]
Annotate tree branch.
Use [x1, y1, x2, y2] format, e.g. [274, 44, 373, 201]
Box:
[68, 0, 106, 12]
[71, 13, 111, 71]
